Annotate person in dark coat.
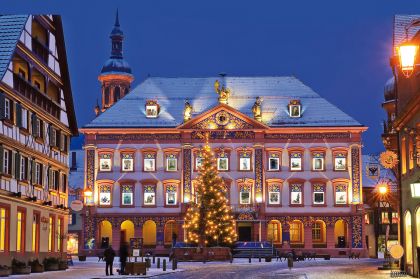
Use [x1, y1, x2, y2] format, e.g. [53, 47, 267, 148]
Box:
[172, 232, 177, 247]
[104, 245, 116, 276]
[119, 242, 129, 275]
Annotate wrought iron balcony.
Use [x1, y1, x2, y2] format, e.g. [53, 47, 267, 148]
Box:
[13, 72, 60, 119]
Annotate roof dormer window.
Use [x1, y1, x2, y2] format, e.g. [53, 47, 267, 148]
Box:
[145, 100, 159, 118]
[288, 100, 301, 118]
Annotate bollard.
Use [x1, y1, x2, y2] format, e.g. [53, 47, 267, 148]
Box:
[259, 255, 261, 262]
[287, 255, 293, 271]
[172, 258, 177, 270]
[157, 258, 160, 269]
[163, 259, 167, 271]
[153, 255, 156, 264]
[249, 255, 251, 263]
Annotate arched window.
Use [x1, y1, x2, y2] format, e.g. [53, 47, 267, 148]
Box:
[99, 220, 112, 249]
[312, 220, 326, 244]
[290, 220, 303, 243]
[267, 220, 282, 243]
[143, 220, 157, 246]
[120, 220, 135, 245]
[114, 86, 120, 102]
[164, 220, 178, 246]
[104, 87, 110, 105]
[405, 211, 413, 264]
[334, 220, 348, 248]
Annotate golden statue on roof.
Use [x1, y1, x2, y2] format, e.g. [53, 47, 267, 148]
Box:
[252, 96, 263, 122]
[214, 80, 231, 105]
[183, 99, 193, 122]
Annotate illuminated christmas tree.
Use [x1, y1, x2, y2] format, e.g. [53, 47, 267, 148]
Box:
[183, 140, 237, 247]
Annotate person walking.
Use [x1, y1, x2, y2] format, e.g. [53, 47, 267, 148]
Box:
[119, 242, 129, 275]
[104, 245, 116, 276]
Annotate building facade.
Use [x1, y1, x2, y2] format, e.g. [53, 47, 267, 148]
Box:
[0, 15, 78, 264]
[384, 15, 420, 276]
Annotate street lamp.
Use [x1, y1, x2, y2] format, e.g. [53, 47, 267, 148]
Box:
[378, 184, 388, 195]
[395, 18, 420, 78]
[397, 43, 418, 78]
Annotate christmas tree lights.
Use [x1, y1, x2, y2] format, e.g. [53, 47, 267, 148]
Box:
[183, 138, 237, 246]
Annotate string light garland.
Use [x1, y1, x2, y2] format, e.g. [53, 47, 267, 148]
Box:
[183, 134, 237, 246]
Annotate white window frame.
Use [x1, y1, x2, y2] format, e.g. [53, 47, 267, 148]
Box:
[144, 158, 155, 172]
[268, 192, 281, 205]
[99, 157, 112, 172]
[4, 99, 10, 120]
[290, 157, 302, 171]
[217, 157, 228, 171]
[166, 157, 177, 172]
[335, 191, 347, 205]
[145, 105, 158, 118]
[21, 108, 28, 129]
[334, 157, 346, 171]
[240, 191, 251, 205]
[195, 157, 203, 170]
[312, 157, 324, 171]
[144, 192, 155, 205]
[20, 156, 26, 180]
[166, 192, 177, 205]
[268, 157, 280, 171]
[291, 191, 302, 205]
[99, 191, 111, 206]
[239, 157, 251, 171]
[121, 191, 133, 206]
[289, 104, 301, 118]
[121, 157, 134, 172]
[36, 119, 42, 138]
[3, 150, 9, 174]
[35, 163, 41, 185]
[313, 191, 325, 205]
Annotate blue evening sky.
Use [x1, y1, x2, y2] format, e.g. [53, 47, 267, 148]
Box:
[2, 0, 420, 153]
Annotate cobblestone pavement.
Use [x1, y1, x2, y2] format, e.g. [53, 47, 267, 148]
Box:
[7, 257, 395, 278]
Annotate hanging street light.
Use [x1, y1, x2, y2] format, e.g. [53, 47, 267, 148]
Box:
[410, 178, 420, 198]
[397, 43, 419, 78]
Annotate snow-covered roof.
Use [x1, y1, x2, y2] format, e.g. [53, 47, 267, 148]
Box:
[85, 76, 362, 128]
[393, 15, 420, 55]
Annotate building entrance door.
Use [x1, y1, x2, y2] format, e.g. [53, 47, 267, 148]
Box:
[238, 222, 252, 241]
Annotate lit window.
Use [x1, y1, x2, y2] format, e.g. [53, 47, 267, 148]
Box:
[166, 154, 177, 172]
[143, 153, 156, 172]
[268, 153, 280, 171]
[312, 222, 324, 242]
[392, 212, 399, 224]
[121, 185, 133, 206]
[99, 185, 112, 206]
[334, 153, 347, 171]
[288, 100, 301, 118]
[99, 154, 112, 172]
[335, 184, 347, 205]
[239, 183, 251, 204]
[16, 211, 24, 252]
[381, 212, 390, 224]
[144, 185, 156, 205]
[145, 100, 159, 118]
[0, 208, 6, 252]
[32, 213, 39, 252]
[313, 184, 325, 205]
[165, 184, 177, 205]
[239, 150, 252, 171]
[290, 184, 303, 205]
[290, 221, 302, 243]
[290, 152, 302, 171]
[195, 156, 203, 170]
[268, 183, 281, 205]
[48, 216, 54, 252]
[121, 153, 134, 172]
[312, 152, 325, 171]
[57, 218, 62, 252]
[217, 158, 228, 171]
[365, 214, 370, 224]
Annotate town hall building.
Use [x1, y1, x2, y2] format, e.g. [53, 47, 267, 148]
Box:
[79, 13, 367, 257]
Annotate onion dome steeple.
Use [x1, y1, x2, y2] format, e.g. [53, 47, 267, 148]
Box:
[97, 10, 134, 115]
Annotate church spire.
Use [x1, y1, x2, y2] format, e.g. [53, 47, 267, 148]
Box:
[110, 9, 124, 59]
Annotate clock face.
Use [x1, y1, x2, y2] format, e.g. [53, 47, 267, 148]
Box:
[215, 111, 229, 126]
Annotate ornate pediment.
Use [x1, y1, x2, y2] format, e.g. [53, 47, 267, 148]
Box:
[178, 104, 268, 130]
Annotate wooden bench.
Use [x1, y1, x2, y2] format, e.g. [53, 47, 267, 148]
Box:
[125, 262, 146, 275]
